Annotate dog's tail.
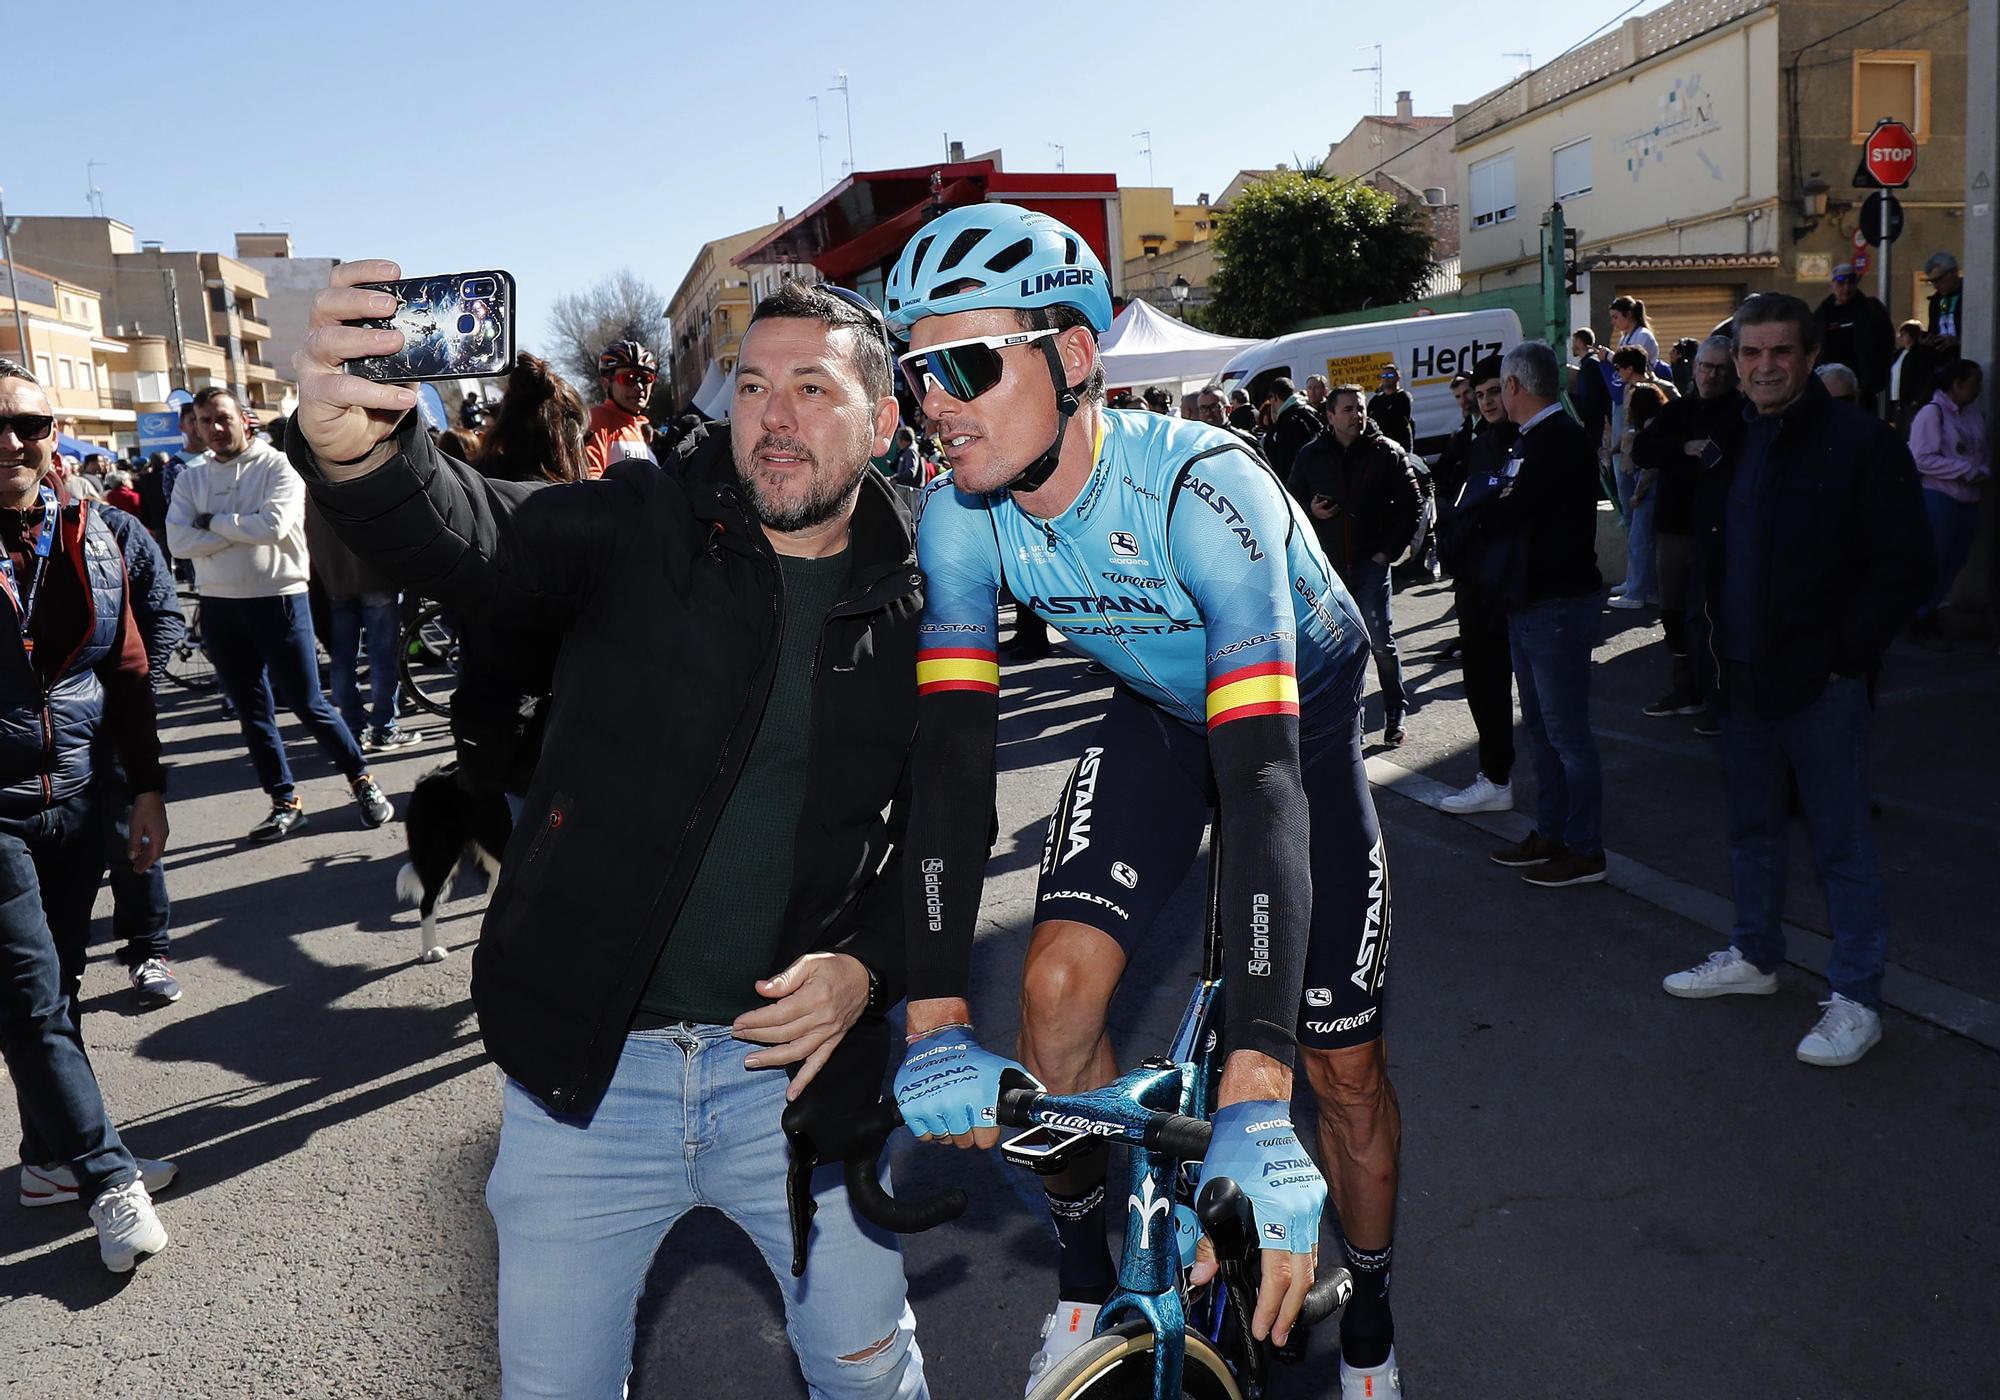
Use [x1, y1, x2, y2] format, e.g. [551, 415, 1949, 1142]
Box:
[395, 862, 425, 908]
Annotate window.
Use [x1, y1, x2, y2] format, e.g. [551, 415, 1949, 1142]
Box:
[76, 361, 93, 391]
[57, 358, 75, 389]
[1553, 139, 1593, 200]
[208, 287, 228, 311]
[1852, 51, 1931, 142]
[34, 355, 52, 384]
[1469, 153, 1517, 228]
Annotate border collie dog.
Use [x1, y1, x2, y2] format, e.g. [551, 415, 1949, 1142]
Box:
[396, 764, 513, 964]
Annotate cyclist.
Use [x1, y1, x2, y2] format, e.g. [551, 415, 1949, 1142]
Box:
[885, 205, 1405, 1398]
[585, 339, 658, 477]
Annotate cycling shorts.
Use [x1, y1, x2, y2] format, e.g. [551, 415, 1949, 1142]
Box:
[1033, 677, 1391, 1052]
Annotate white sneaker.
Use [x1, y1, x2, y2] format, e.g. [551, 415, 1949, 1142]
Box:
[89, 1177, 168, 1273]
[1340, 1347, 1402, 1398]
[1439, 772, 1513, 814]
[1025, 1300, 1101, 1394]
[1662, 948, 1779, 999]
[1607, 594, 1648, 610]
[1796, 994, 1882, 1067]
[22, 1156, 177, 1208]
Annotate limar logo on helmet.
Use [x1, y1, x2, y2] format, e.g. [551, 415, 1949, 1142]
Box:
[1021, 268, 1096, 297]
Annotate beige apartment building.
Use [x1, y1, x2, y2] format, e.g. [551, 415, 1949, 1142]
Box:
[0, 260, 133, 450]
[1453, 0, 1968, 345]
[1323, 91, 1462, 259]
[664, 221, 817, 412]
[8, 217, 294, 424]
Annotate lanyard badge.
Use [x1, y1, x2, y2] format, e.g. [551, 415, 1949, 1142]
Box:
[0, 487, 61, 656]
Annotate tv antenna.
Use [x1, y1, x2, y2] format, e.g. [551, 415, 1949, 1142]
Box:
[1047, 141, 1066, 173]
[85, 159, 108, 218]
[1132, 130, 1154, 186]
[829, 71, 856, 176]
[1504, 50, 1534, 75]
[1355, 44, 1383, 117]
[809, 95, 829, 189]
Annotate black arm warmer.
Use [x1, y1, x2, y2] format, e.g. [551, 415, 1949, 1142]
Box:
[901, 689, 1001, 1004]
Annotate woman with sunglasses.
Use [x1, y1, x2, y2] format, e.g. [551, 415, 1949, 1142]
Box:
[882, 204, 1406, 1398]
[584, 339, 659, 478]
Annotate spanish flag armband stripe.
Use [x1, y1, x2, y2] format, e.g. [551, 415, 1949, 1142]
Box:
[918, 646, 1001, 696]
[1206, 660, 1300, 727]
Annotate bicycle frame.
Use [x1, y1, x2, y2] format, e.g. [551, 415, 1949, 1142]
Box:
[1007, 842, 1230, 1399]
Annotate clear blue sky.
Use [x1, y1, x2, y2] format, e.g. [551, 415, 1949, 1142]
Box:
[17, 0, 1668, 352]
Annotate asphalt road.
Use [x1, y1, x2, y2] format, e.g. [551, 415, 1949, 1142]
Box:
[3, 584, 1997, 1399]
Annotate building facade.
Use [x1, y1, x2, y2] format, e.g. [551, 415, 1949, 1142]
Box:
[8, 217, 293, 424]
[664, 221, 816, 414]
[0, 261, 133, 450]
[234, 232, 339, 395]
[1452, 0, 1967, 347]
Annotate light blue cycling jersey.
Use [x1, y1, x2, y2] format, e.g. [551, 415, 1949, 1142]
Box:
[915, 410, 1367, 732]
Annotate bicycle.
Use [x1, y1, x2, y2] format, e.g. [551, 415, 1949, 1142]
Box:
[783, 842, 1350, 1400]
[398, 599, 461, 717]
[163, 584, 217, 691]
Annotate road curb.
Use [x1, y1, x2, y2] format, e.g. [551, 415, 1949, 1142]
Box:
[1365, 754, 2000, 1055]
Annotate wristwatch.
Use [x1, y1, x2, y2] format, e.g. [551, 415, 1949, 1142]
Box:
[862, 962, 887, 1017]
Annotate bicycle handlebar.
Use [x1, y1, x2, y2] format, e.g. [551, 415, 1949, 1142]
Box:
[781, 1094, 967, 1279]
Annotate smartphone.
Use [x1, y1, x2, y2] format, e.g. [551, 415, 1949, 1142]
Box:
[348, 270, 517, 383]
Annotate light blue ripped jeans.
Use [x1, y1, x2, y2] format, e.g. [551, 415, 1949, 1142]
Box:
[487, 1023, 927, 1399]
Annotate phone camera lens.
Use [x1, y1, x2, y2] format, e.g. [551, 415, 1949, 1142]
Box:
[461, 277, 497, 299]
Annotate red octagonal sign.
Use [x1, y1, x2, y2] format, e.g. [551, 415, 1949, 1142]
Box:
[1864, 120, 1917, 188]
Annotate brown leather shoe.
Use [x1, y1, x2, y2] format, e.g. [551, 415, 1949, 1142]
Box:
[1522, 850, 1609, 888]
[1489, 831, 1567, 867]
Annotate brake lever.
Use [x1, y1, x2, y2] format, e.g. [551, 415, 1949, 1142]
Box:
[782, 1124, 822, 1280]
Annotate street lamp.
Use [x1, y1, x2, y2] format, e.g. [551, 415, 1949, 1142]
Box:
[1170, 275, 1191, 320]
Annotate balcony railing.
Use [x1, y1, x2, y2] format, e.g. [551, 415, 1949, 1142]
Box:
[97, 387, 136, 411]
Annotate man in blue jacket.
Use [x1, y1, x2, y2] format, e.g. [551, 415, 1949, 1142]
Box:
[1661, 294, 1933, 1066]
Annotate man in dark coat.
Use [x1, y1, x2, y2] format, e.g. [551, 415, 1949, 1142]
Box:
[1813, 265, 1895, 409]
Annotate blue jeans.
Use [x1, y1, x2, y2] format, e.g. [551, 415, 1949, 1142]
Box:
[487, 1025, 927, 1400]
[1509, 594, 1604, 856]
[1722, 671, 1889, 1006]
[327, 592, 404, 736]
[0, 788, 137, 1193]
[201, 593, 368, 802]
[1342, 560, 1407, 720]
[1615, 468, 1656, 599]
[1919, 490, 1980, 617]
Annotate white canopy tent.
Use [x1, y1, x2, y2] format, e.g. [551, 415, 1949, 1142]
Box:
[691, 359, 732, 419]
[1096, 298, 1258, 389]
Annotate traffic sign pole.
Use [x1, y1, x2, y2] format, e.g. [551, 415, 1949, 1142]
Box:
[1878, 193, 1894, 414]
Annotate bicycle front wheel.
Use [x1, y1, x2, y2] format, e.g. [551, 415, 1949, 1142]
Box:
[399, 601, 460, 717]
[1025, 1320, 1243, 1400]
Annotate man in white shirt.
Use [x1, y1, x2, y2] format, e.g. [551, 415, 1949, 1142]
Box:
[165, 389, 391, 841]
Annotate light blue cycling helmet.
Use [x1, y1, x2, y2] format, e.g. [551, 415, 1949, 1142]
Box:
[884, 203, 1113, 338]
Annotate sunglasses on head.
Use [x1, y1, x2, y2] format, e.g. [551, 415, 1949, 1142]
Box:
[897, 329, 1058, 403]
[0, 414, 56, 443]
[611, 368, 655, 387]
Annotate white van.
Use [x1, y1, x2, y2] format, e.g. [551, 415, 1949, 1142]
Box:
[1214, 308, 1523, 457]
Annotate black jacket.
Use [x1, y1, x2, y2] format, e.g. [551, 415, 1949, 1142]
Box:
[1263, 397, 1322, 476]
[1629, 389, 1743, 536]
[1436, 418, 1519, 632]
[1569, 356, 1613, 450]
[1482, 407, 1604, 607]
[1369, 389, 1415, 451]
[1694, 377, 1933, 720]
[290, 418, 922, 1122]
[1814, 292, 1895, 401]
[98, 506, 185, 687]
[1286, 422, 1421, 574]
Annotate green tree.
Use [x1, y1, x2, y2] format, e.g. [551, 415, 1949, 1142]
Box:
[1205, 170, 1436, 339]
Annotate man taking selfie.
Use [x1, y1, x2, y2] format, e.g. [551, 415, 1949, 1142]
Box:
[288, 263, 929, 1399]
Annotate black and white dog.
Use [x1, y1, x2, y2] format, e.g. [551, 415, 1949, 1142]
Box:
[396, 763, 513, 964]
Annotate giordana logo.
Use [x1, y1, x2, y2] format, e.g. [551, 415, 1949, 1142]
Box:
[1305, 987, 1332, 1008]
[1244, 1118, 1291, 1135]
[921, 859, 943, 874]
[1263, 1222, 1288, 1242]
[1108, 531, 1140, 558]
[1248, 893, 1272, 977]
[1111, 861, 1138, 889]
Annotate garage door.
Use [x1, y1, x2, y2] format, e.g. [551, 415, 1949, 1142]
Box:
[1613, 285, 1740, 348]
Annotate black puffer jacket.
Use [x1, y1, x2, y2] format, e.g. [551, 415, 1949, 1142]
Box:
[1695, 377, 1933, 719]
[291, 418, 922, 1123]
[1285, 422, 1421, 574]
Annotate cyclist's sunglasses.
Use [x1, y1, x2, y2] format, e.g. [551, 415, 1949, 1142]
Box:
[819, 285, 899, 387]
[610, 368, 655, 387]
[0, 414, 56, 443]
[896, 329, 1058, 403]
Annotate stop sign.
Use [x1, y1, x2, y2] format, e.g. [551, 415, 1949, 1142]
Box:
[1863, 120, 1917, 188]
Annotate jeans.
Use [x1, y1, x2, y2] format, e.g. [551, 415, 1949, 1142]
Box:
[202, 592, 368, 802]
[1615, 469, 1656, 600]
[1722, 670, 1889, 1006]
[1342, 560, 1407, 721]
[327, 592, 404, 736]
[1919, 489, 1981, 617]
[0, 788, 137, 1193]
[1509, 594, 1603, 856]
[95, 756, 170, 965]
[1460, 623, 1514, 784]
[488, 1025, 927, 1400]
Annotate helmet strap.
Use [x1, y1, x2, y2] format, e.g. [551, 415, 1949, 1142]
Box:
[1010, 337, 1084, 494]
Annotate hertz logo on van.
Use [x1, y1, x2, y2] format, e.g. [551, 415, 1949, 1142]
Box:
[1022, 268, 1096, 296]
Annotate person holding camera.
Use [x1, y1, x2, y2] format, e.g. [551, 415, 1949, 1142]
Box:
[288, 263, 929, 1399]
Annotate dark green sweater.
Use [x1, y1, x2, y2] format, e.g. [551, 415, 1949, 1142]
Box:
[633, 548, 852, 1028]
